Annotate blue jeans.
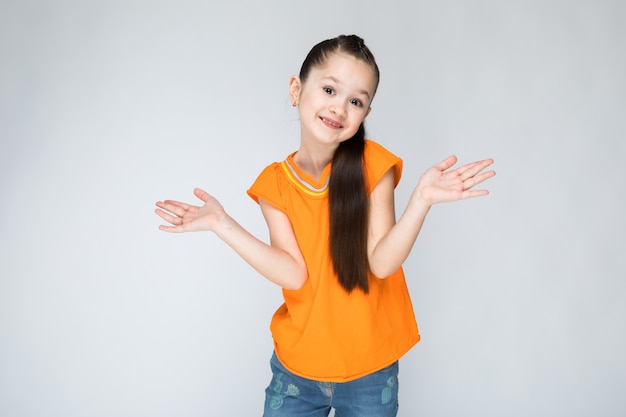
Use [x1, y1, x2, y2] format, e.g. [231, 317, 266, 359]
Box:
[263, 352, 399, 417]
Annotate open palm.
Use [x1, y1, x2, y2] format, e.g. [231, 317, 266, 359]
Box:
[415, 155, 495, 205]
[155, 188, 225, 233]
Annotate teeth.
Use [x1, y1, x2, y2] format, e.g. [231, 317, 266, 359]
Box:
[324, 118, 340, 127]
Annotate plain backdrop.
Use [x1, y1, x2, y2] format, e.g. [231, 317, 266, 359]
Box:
[1, 0, 625, 416]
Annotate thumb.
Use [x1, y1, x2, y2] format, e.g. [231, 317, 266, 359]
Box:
[193, 187, 211, 202]
[433, 155, 457, 172]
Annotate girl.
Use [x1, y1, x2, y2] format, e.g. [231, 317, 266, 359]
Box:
[155, 35, 495, 417]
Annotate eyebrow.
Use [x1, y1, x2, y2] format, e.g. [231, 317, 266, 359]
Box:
[322, 76, 372, 100]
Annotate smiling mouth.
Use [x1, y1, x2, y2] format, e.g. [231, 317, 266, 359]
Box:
[320, 116, 343, 129]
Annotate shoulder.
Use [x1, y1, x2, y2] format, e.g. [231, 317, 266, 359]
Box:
[364, 139, 394, 156]
[249, 161, 282, 190]
[247, 161, 287, 209]
[363, 140, 403, 192]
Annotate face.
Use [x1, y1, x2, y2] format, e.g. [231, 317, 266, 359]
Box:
[290, 52, 377, 148]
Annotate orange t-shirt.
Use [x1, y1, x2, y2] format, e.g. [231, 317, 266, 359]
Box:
[247, 140, 419, 382]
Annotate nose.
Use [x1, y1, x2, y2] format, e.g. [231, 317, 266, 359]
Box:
[330, 102, 347, 118]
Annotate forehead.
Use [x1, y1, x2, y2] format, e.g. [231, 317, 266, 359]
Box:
[309, 52, 378, 96]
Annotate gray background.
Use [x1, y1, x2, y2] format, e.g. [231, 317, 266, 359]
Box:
[1, 0, 624, 416]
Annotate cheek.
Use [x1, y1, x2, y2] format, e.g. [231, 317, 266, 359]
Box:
[345, 119, 364, 136]
[351, 110, 369, 125]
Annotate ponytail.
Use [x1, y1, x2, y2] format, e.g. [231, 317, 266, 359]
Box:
[329, 125, 369, 293]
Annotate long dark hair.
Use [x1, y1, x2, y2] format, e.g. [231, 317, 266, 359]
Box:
[299, 35, 380, 293]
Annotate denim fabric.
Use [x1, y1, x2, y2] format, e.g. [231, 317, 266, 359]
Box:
[263, 352, 399, 417]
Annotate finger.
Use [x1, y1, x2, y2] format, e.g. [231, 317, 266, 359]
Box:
[433, 155, 457, 172]
[193, 187, 211, 203]
[154, 208, 184, 225]
[460, 168, 496, 190]
[155, 200, 190, 217]
[162, 200, 192, 211]
[461, 189, 490, 199]
[469, 169, 496, 187]
[456, 158, 491, 175]
[158, 224, 184, 233]
[458, 158, 494, 180]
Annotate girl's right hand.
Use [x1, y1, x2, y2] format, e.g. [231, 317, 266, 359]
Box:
[155, 188, 226, 233]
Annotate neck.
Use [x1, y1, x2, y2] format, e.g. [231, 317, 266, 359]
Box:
[292, 142, 337, 182]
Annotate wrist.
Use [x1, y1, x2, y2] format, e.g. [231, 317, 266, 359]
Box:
[211, 211, 236, 236]
[410, 188, 434, 210]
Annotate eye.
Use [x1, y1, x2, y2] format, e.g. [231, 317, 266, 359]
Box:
[323, 86, 335, 95]
[350, 98, 364, 107]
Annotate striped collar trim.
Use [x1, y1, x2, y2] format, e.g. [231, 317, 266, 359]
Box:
[280, 159, 330, 197]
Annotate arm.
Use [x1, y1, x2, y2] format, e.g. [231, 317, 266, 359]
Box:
[367, 156, 495, 278]
[367, 169, 429, 278]
[155, 188, 307, 290]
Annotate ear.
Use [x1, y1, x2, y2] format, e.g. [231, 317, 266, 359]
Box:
[364, 107, 372, 119]
[289, 75, 301, 106]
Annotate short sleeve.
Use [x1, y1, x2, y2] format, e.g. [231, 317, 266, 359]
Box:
[247, 162, 287, 213]
[363, 140, 403, 194]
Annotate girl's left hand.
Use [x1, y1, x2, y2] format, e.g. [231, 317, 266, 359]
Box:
[413, 155, 496, 205]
